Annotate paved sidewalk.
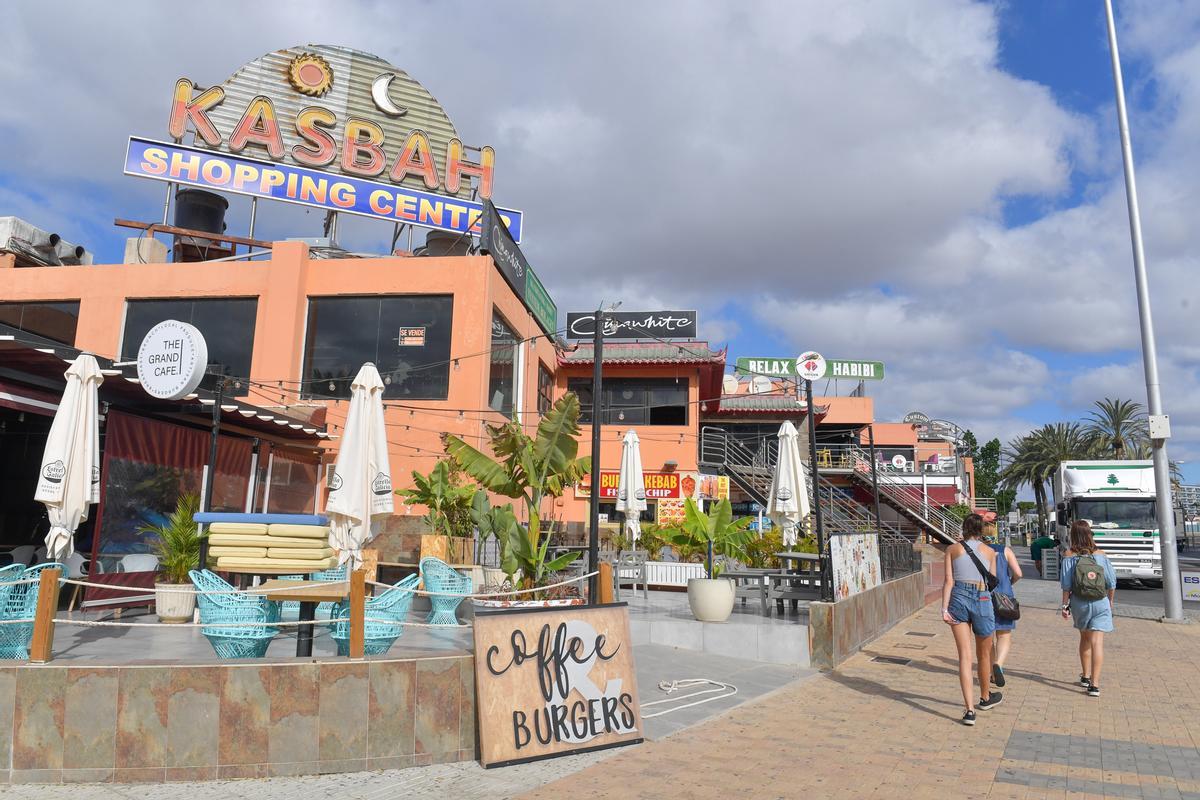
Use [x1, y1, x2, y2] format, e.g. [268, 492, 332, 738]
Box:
[523, 586, 1200, 800]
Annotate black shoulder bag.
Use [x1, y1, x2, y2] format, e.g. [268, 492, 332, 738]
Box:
[961, 542, 1020, 622]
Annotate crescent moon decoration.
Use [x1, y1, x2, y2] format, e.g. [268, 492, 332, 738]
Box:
[371, 73, 408, 117]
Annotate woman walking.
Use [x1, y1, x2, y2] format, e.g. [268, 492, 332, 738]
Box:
[1060, 520, 1117, 697]
[987, 524, 1023, 688]
[942, 513, 1002, 725]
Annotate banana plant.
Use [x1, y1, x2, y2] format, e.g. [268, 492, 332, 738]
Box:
[668, 498, 754, 578]
[396, 460, 476, 538]
[445, 393, 591, 588]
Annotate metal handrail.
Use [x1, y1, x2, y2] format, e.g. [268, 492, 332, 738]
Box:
[848, 445, 961, 541]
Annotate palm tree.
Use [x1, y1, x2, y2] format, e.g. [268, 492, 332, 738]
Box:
[1085, 398, 1148, 459]
[1001, 423, 1096, 533]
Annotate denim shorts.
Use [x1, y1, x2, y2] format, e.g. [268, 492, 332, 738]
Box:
[948, 581, 996, 637]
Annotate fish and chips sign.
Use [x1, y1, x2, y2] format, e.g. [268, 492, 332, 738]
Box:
[474, 604, 643, 767]
[125, 44, 523, 241]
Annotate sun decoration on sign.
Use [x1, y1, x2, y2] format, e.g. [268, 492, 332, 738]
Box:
[287, 53, 333, 97]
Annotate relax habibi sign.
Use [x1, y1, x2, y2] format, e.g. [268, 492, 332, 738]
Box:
[473, 604, 643, 767]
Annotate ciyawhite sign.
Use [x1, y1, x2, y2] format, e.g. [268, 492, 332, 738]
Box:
[136, 319, 208, 400]
[796, 351, 826, 381]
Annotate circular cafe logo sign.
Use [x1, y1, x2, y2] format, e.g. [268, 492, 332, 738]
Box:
[42, 460, 66, 484]
[891, 454, 908, 469]
[795, 351, 826, 381]
[136, 319, 208, 400]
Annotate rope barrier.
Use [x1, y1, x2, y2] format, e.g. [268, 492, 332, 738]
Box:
[641, 679, 739, 719]
[58, 570, 597, 599]
[366, 570, 598, 598]
[0, 618, 36, 626]
[52, 616, 469, 630]
[59, 578, 328, 595]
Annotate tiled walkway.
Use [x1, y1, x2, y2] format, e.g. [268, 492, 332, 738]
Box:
[523, 585, 1200, 800]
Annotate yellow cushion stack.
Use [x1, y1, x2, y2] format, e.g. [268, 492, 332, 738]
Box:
[206, 523, 336, 572]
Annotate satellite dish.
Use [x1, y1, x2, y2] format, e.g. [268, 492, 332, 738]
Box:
[750, 376, 772, 395]
[721, 375, 739, 395]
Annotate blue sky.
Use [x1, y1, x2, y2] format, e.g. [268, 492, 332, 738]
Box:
[2, 0, 1197, 484]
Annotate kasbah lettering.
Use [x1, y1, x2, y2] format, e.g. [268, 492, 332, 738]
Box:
[168, 79, 494, 198]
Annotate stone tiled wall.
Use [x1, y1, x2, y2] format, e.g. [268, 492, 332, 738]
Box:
[808, 570, 927, 670]
[0, 654, 475, 784]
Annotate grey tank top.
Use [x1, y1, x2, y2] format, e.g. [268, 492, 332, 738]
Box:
[952, 539, 991, 582]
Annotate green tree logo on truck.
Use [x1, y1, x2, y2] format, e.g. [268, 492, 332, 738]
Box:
[1107, 474, 1119, 486]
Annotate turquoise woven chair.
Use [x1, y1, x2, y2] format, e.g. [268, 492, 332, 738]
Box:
[0, 562, 64, 660]
[329, 573, 419, 656]
[190, 569, 281, 659]
[419, 557, 472, 625]
[278, 564, 348, 619]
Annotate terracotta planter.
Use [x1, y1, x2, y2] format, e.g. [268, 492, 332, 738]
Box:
[687, 577, 735, 622]
[155, 582, 196, 624]
[419, 534, 476, 565]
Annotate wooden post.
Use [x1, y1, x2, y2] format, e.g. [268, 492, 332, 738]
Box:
[29, 568, 62, 664]
[349, 568, 366, 659]
[598, 561, 614, 605]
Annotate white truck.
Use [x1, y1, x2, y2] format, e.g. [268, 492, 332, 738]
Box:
[1054, 460, 1162, 583]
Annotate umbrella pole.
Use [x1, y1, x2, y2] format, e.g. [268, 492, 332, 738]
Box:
[804, 379, 831, 601]
[197, 376, 225, 570]
[587, 309, 604, 605]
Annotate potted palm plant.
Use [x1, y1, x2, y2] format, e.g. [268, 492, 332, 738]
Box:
[140, 493, 202, 624]
[397, 459, 477, 564]
[668, 498, 753, 622]
[444, 393, 591, 606]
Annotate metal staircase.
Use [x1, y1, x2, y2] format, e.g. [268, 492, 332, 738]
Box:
[845, 445, 960, 544]
[698, 427, 912, 544]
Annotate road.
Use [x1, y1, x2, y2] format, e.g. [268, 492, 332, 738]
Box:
[1008, 543, 1200, 615]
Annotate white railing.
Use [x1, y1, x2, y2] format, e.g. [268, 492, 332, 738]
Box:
[849, 445, 960, 542]
[645, 561, 706, 587]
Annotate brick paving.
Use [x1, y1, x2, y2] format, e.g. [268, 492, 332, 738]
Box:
[523, 598, 1200, 800]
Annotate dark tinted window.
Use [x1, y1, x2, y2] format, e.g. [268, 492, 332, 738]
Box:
[568, 377, 688, 426]
[537, 362, 554, 414]
[488, 312, 517, 414]
[0, 301, 80, 345]
[121, 299, 257, 396]
[303, 295, 453, 400]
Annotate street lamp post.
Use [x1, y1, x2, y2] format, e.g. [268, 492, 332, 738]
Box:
[1103, 0, 1185, 622]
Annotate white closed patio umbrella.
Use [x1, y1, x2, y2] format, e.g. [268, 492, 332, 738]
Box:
[35, 354, 103, 560]
[324, 363, 393, 568]
[766, 420, 810, 546]
[615, 430, 647, 546]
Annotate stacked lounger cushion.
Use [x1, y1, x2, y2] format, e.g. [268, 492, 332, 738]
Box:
[195, 513, 337, 572]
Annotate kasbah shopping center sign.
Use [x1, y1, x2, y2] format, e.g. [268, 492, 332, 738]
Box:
[124, 44, 524, 241]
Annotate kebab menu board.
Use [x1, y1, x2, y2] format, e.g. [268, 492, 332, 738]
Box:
[473, 604, 643, 767]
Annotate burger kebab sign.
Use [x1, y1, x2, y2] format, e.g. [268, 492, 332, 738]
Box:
[124, 45, 524, 242]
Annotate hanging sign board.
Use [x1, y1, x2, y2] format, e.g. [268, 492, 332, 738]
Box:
[480, 198, 528, 297]
[474, 604, 643, 767]
[565, 311, 697, 340]
[735, 356, 885, 381]
[478, 198, 559, 336]
[136, 319, 208, 400]
[795, 352, 826, 382]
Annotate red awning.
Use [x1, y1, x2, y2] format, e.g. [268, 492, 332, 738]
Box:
[0, 379, 59, 416]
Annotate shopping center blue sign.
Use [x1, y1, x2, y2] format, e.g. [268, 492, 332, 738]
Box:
[124, 137, 524, 242]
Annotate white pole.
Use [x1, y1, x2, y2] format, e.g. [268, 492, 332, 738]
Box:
[1103, 0, 1184, 621]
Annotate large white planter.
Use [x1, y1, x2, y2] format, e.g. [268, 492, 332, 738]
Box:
[155, 583, 196, 624]
[687, 577, 735, 622]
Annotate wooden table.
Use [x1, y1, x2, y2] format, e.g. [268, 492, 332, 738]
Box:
[774, 552, 822, 572]
[772, 552, 824, 610]
[252, 580, 348, 657]
[721, 569, 773, 614]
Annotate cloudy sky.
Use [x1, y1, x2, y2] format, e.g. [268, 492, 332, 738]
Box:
[2, 0, 1198, 481]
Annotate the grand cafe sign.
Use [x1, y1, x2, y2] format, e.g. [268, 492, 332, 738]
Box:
[125, 44, 523, 241]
